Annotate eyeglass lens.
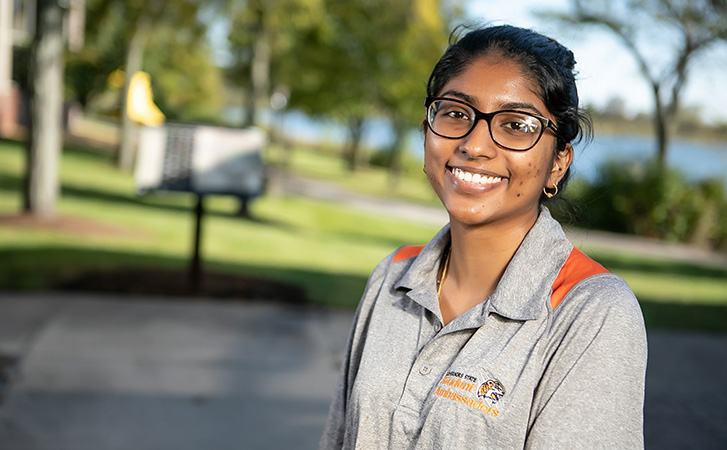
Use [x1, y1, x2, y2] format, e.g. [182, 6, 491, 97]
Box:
[428, 99, 546, 150]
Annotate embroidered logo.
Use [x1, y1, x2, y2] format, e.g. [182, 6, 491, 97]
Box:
[433, 371, 501, 418]
[477, 379, 505, 406]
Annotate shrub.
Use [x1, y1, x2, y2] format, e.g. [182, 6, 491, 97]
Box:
[572, 159, 726, 249]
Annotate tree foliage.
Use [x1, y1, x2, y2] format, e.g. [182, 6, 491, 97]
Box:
[548, 0, 727, 168]
[142, 26, 224, 123]
[75, 0, 223, 170]
[224, 0, 460, 173]
[225, 0, 328, 127]
[68, 0, 214, 113]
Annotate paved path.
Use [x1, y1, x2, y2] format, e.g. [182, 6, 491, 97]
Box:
[0, 293, 352, 450]
[273, 171, 727, 269]
[0, 292, 725, 449]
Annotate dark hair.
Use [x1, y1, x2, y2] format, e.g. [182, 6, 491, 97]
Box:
[426, 25, 592, 202]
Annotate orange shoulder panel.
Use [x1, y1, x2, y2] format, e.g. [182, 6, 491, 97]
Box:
[393, 245, 425, 263]
[550, 248, 609, 309]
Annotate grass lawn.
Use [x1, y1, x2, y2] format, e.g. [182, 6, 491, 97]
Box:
[266, 143, 442, 206]
[0, 139, 438, 308]
[1, 138, 726, 333]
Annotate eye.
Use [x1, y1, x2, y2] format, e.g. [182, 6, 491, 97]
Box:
[498, 114, 541, 135]
[432, 100, 473, 122]
[441, 106, 470, 122]
[448, 110, 468, 119]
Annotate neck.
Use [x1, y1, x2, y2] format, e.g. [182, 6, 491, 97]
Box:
[438, 212, 539, 324]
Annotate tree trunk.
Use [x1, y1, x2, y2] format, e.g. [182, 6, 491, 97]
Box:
[24, 0, 64, 220]
[651, 82, 669, 170]
[346, 117, 366, 172]
[117, 16, 150, 172]
[654, 112, 668, 170]
[242, 5, 270, 128]
[387, 118, 408, 189]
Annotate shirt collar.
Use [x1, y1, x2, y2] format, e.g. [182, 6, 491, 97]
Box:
[393, 207, 573, 324]
[394, 225, 450, 318]
[489, 208, 572, 320]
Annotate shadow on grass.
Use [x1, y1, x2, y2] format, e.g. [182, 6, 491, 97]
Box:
[595, 253, 727, 280]
[0, 246, 368, 309]
[639, 297, 727, 334]
[0, 173, 300, 234]
[2, 246, 726, 333]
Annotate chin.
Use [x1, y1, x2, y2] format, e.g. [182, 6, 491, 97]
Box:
[445, 204, 497, 227]
[446, 202, 540, 230]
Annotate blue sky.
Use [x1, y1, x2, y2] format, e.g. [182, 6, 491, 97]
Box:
[467, 0, 727, 124]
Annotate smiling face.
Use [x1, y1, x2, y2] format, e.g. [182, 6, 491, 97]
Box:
[424, 54, 572, 231]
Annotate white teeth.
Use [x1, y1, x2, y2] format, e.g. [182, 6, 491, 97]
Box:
[452, 168, 502, 185]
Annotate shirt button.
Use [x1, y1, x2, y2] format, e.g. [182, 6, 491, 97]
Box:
[434, 323, 442, 332]
[419, 365, 432, 375]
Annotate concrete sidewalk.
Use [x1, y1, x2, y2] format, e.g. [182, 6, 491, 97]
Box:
[0, 292, 725, 449]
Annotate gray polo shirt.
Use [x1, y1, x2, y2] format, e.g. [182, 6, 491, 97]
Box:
[320, 208, 647, 449]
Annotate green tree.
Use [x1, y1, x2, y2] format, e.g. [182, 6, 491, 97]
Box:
[375, 0, 455, 184]
[64, 1, 127, 111]
[83, 0, 208, 171]
[142, 26, 224, 123]
[225, 0, 327, 128]
[283, 0, 457, 172]
[548, 0, 727, 169]
[224, 0, 458, 173]
[68, 2, 223, 123]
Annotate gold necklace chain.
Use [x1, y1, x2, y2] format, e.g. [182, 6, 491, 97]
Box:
[437, 247, 451, 298]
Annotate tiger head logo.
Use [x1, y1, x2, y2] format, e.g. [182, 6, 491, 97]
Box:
[477, 379, 505, 405]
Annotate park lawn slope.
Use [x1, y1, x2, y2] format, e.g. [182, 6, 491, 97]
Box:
[1, 139, 725, 332]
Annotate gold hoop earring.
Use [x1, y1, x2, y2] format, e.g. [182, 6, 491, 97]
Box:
[543, 183, 558, 198]
[422, 165, 427, 175]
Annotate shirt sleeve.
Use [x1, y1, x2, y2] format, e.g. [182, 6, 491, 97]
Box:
[525, 275, 648, 450]
[318, 252, 395, 450]
[318, 307, 359, 450]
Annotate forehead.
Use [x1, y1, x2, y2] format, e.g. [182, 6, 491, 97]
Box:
[439, 55, 547, 113]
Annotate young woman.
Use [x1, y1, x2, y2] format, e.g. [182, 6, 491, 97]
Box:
[320, 25, 647, 449]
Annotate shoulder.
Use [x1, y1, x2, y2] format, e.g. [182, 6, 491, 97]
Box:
[550, 248, 645, 344]
[356, 244, 426, 309]
[550, 247, 609, 309]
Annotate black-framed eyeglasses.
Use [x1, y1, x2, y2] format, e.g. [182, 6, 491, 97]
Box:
[425, 97, 559, 151]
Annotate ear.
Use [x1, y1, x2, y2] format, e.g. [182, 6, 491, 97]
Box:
[549, 143, 573, 187]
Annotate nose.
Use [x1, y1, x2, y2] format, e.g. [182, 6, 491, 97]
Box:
[458, 119, 498, 159]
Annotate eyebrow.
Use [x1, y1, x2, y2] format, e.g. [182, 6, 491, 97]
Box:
[499, 101, 544, 116]
[438, 90, 545, 116]
[439, 90, 478, 106]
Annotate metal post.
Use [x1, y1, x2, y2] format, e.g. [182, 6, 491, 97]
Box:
[190, 193, 204, 292]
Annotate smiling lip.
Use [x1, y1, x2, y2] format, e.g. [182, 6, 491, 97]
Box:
[448, 166, 505, 186]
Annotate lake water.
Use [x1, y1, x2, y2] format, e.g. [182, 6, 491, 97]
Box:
[254, 109, 727, 187]
[573, 134, 727, 184]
